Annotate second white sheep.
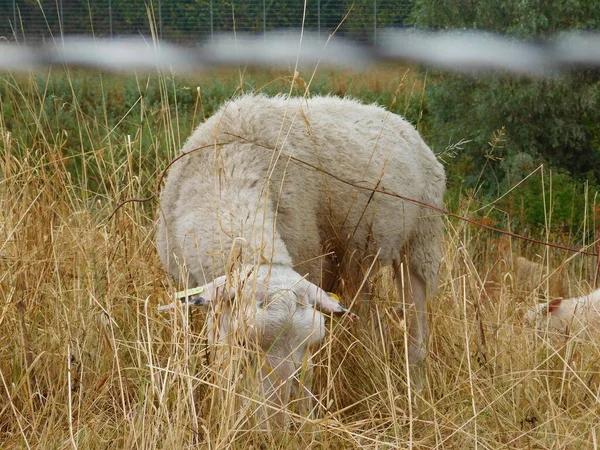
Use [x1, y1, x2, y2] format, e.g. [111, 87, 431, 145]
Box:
[528, 288, 600, 334]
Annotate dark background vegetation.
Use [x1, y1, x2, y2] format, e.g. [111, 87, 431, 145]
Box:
[0, 0, 411, 41]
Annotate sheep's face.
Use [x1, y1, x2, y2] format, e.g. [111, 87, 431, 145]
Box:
[526, 302, 550, 330]
[177, 265, 357, 345]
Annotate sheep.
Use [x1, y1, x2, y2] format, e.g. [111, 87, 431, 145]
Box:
[156, 94, 446, 413]
[527, 288, 600, 335]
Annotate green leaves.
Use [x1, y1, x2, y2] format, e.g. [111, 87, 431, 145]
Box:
[410, 0, 600, 234]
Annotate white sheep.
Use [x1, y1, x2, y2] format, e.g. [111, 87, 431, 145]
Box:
[528, 288, 600, 335]
[156, 94, 445, 416]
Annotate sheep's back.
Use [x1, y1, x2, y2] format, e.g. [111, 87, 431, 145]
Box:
[214, 95, 445, 261]
[157, 94, 445, 281]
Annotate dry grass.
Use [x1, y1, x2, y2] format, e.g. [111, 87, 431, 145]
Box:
[1, 66, 600, 449]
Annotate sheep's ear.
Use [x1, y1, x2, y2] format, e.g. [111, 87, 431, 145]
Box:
[299, 283, 359, 321]
[537, 298, 562, 317]
[177, 275, 233, 307]
[547, 298, 562, 314]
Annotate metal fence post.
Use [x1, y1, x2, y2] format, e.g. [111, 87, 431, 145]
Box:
[374, 0, 377, 44]
[59, 0, 64, 39]
[109, 0, 113, 39]
[158, 0, 163, 39]
[12, 0, 17, 41]
[318, 0, 321, 39]
[210, 0, 214, 41]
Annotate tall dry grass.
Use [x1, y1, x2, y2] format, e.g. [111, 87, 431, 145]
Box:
[1, 65, 600, 449]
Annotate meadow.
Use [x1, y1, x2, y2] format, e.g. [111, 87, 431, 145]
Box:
[1, 65, 600, 449]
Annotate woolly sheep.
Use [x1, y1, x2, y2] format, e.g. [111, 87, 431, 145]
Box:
[156, 94, 446, 410]
[527, 288, 600, 335]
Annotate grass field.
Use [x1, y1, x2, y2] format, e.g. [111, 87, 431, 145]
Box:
[1, 66, 600, 449]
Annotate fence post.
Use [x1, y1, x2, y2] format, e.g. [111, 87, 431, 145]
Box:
[12, 0, 16, 40]
[210, 0, 214, 41]
[373, 0, 377, 44]
[59, 0, 64, 39]
[263, 0, 266, 37]
[318, 0, 321, 39]
[109, 0, 113, 39]
[158, 0, 163, 39]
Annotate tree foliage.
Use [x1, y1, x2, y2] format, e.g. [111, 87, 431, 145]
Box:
[411, 0, 600, 192]
[411, 0, 600, 232]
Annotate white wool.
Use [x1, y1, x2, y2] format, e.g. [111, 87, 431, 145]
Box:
[157, 94, 445, 289]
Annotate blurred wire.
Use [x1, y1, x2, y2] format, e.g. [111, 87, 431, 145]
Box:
[1, 29, 600, 75]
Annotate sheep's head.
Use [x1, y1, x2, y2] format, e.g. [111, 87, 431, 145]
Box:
[162, 265, 358, 322]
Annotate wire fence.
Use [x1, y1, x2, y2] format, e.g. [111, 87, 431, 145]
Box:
[0, 0, 411, 43]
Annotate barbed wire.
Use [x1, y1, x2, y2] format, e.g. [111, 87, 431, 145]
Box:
[1, 29, 600, 75]
[108, 137, 600, 259]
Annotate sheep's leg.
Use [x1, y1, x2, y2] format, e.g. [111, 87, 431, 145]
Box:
[291, 350, 315, 421]
[393, 258, 427, 394]
[259, 352, 294, 430]
[407, 272, 427, 394]
[336, 255, 387, 340]
[334, 252, 377, 305]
